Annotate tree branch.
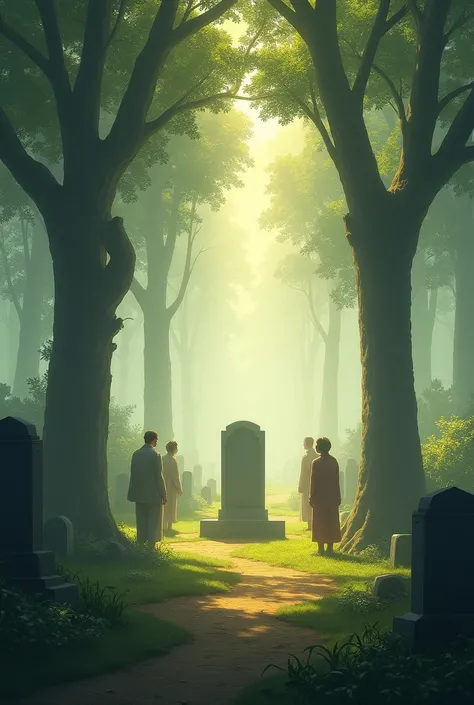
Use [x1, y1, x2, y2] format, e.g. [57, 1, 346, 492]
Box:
[73, 0, 114, 132]
[304, 278, 327, 343]
[144, 91, 235, 138]
[438, 82, 474, 116]
[0, 233, 22, 322]
[437, 88, 474, 170]
[461, 145, 474, 164]
[166, 197, 198, 320]
[130, 276, 147, 309]
[20, 218, 31, 277]
[0, 12, 50, 75]
[0, 104, 61, 213]
[173, 0, 238, 43]
[288, 89, 337, 162]
[164, 186, 183, 271]
[101, 216, 136, 309]
[107, 0, 128, 48]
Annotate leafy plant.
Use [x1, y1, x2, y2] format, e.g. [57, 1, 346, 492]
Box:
[59, 568, 129, 626]
[265, 625, 474, 705]
[423, 416, 474, 492]
[336, 583, 388, 615]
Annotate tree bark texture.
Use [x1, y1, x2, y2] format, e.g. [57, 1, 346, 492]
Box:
[340, 213, 426, 552]
[42, 212, 134, 538]
[411, 253, 437, 396]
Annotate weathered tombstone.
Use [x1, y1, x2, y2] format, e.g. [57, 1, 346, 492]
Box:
[393, 487, 474, 651]
[339, 470, 345, 506]
[207, 478, 217, 501]
[43, 516, 74, 559]
[373, 574, 408, 600]
[0, 417, 78, 606]
[181, 470, 193, 499]
[193, 464, 203, 493]
[390, 533, 412, 568]
[201, 486, 212, 505]
[345, 459, 358, 505]
[114, 473, 129, 513]
[200, 421, 285, 539]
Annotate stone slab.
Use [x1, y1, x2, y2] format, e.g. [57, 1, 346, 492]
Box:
[393, 612, 474, 652]
[200, 519, 285, 540]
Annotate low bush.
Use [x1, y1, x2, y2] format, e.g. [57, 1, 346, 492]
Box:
[268, 625, 474, 705]
[287, 491, 300, 511]
[336, 583, 388, 614]
[356, 538, 390, 562]
[423, 415, 474, 492]
[60, 569, 129, 625]
[0, 584, 106, 659]
[75, 532, 172, 568]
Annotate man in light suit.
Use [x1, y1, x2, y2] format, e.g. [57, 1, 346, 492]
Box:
[127, 430, 167, 547]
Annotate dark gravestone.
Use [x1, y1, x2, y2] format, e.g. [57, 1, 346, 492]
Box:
[207, 478, 217, 501]
[393, 487, 474, 651]
[114, 473, 129, 513]
[345, 459, 358, 505]
[182, 471, 193, 499]
[390, 533, 412, 568]
[373, 574, 408, 599]
[193, 464, 203, 493]
[200, 421, 285, 539]
[44, 516, 74, 559]
[201, 486, 212, 505]
[0, 417, 78, 606]
[339, 470, 345, 506]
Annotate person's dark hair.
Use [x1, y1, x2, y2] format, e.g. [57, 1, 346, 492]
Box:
[316, 436, 331, 454]
[166, 440, 178, 453]
[144, 430, 158, 444]
[304, 436, 314, 447]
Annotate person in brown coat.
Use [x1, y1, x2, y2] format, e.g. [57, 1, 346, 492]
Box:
[162, 440, 183, 531]
[309, 436, 341, 555]
[298, 437, 318, 530]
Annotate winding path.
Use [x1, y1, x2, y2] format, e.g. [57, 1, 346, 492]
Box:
[18, 540, 335, 705]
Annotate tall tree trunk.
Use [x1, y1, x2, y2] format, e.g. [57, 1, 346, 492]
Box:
[319, 296, 341, 443]
[7, 301, 19, 386]
[341, 218, 425, 552]
[13, 223, 51, 398]
[452, 212, 474, 414]
[179, 297, 198, 465]
[42, 213, 134, 539]
[411, 253, 436, 395]
[143, 303, 173, 445]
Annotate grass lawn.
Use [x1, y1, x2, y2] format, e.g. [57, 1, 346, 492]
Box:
[2, 549, 240, 698]
[232, 539, 410, 645]
[114, 502, 220, 543]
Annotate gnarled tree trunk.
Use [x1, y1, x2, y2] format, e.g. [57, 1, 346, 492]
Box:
[42, 211, 134, 538]
[340, 212, 426, 552]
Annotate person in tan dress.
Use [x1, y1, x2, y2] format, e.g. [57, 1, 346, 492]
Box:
[298, 437, 318, 530]
[162, 441, 183, 531]
[309, 437, 341, 555]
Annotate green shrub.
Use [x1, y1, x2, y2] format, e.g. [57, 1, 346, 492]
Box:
[268, 625, 474, 705]
[75, 534, 172, 568]
[336, 583, 388, 614]
[357, 538, 390, 562]
[423, 416, 474, 492]
[60, 569, 129, 625]
[0, 584, 106, 659]
[417, 380, 453, 443]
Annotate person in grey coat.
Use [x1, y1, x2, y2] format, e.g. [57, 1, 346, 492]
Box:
[127, 430, 167, 547]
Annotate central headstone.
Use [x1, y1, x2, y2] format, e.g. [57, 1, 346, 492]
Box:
[200, 421, 285, 539]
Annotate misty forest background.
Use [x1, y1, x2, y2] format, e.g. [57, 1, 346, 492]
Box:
[0, 0, 473, 552]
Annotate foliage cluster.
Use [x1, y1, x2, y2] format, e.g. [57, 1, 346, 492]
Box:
[0, 584, 107, 661]
[336, 582, 398, 615]
[423, 415, 474, 493]
[273, 626, 474, 705]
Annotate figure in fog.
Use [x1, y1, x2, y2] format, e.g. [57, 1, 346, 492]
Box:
[298, 436, 318, 531]
[127, 430, 167, 547]
[309, 437, 341, 555]
[162, 440, 183, 532]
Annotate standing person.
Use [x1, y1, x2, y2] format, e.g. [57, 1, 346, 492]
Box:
[162, 440, 183, 532]
[298, 437, 318, 531]
[309, 437, 341, 555]
[127, 430, 167, 548]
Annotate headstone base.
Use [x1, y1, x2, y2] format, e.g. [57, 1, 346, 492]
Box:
[0, 550, 79, 608]
[200, 519, 285, 540]
[218, 508, 268, 521]
[393, 612, 474, 652]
